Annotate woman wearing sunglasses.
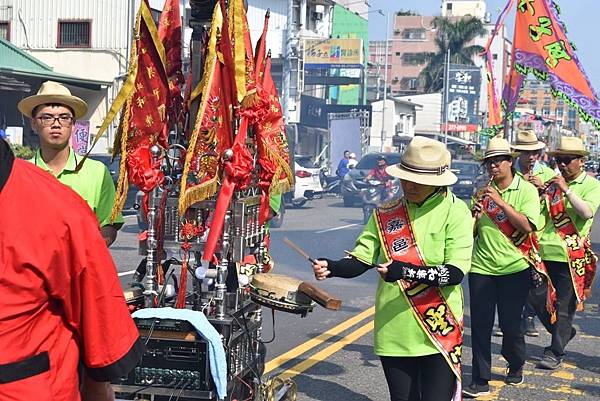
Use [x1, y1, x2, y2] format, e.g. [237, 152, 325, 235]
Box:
[464, 137, 541, 398]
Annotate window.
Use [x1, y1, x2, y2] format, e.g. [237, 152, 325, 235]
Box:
[556, 108, 564, 117]
[402, 53, 426, 66]
[395, 52, 401, 56]
[400, 77, 419, 91]
[401, 28, 426, 40]
[0, 21, 9, 41]
[58, 20, 91, 47]
[493, 53, 498, 60]
[543, 97, 551, 105]
[542, 108, 550, 116]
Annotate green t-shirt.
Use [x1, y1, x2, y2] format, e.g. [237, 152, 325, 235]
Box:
[350, 190, 473, 357]
[471, 175, 540, 275]
[29, 149, 124, 228]
[539, 172, 600, 262]
[516, 162, 556, 183]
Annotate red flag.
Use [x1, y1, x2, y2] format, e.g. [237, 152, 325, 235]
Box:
[254, 54, 293, 224]
[158, 0, 184, 125]
[101, 1, 170, 220]
[504, 0, 600, 129]
[179, 2, 233, 215]
[254, 10, 270, 81]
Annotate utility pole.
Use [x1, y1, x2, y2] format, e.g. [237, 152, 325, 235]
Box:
[381, 11, 389, 152]
[442, 48, 451, 145]
[282, 0, 295, 124]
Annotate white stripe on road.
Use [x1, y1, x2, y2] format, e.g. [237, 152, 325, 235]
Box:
[118, 269, 137, 277]
[315, 223, 359, 234]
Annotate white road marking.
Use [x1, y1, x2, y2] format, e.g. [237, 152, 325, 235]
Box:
[118, 269, 137, 277]
[315, 223, 359, 234]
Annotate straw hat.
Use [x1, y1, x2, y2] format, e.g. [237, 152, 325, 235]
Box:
[386, 136, 457, 186]
[547, 136, 589, 157]
[483, 136, 518, 159]
[511, 130, 545, 151]
[18, 81, 88, 119]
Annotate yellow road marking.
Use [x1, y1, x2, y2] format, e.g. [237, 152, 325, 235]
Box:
[551, 370, 575, 380]
[276, 320, 375, 380]
[264, 306, 375, 374]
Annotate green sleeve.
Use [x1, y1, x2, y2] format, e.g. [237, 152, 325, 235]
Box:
[581, 178, 600, 216]
[96, 166, 123, 228]
[349, 214, 381, 265]
[518, 180, 541, 230]
[444, 200, 473, 274]
[269, 193, 282, 215]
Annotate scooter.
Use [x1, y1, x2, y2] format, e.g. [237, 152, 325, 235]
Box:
[319, 168, 342, 195]
[360, 179, 386, 224]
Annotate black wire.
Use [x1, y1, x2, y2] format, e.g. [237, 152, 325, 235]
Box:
[175, 381, 190, 401]
[260, 308, 276, 344]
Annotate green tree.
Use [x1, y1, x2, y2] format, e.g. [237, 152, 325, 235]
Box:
[420, 16, 486, 93]
[11, 144, 34, 159]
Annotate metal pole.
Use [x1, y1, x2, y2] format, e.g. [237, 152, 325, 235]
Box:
[443, 48, 450, 145]
[282, 0, 294, 123]
[381, 12, 389, 152]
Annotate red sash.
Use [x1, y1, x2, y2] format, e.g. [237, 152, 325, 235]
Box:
[374, 199, 462, 396]
[479, 193, 557, 320]
[545, 184, 598, 304]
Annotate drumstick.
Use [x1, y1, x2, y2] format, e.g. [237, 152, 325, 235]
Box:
[283, 236, 318, 264]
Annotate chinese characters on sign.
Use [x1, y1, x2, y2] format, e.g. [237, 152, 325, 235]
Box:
[71, 120, 90, 155]
[446, 64, 481, 126]
[304, 38, 363, 69]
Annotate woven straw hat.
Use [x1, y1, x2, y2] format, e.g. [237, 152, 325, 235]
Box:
[483, 136, 518, 159]
[18, 81, 88, 119]
[547, 136, 589, 157]
[385, 136, 457, 186]
[511, 130, 545, 151]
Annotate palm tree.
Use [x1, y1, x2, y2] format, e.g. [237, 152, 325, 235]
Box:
[420, 16, 486, 93]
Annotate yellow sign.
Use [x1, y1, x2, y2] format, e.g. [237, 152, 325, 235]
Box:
[304, 38, 363, 68]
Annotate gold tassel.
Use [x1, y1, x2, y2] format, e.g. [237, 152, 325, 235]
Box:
[110, 98, 133, 223]
[179, 177, 219, 216]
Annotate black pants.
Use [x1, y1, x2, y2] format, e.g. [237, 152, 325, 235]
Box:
[522, 298, 536, 319]
[468, 269, 531, 383]
[528, 261, 577, 357]
[380, 354, 455, 401]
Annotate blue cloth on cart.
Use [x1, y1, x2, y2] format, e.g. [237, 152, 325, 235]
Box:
[133, 307, 227, 399]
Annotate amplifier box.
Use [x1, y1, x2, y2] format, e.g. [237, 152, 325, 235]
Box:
[114, 318, 215, 399]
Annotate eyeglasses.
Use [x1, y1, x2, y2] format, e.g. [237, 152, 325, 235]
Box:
[36, 114, 74, 127]
[555, 155, 580, 165]
[484, 156, 510, 166]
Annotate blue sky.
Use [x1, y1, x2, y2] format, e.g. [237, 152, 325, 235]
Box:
[368, 0, 600, 91]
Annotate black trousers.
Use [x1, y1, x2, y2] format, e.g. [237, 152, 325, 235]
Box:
[528, 261, 577, 357]
[468, 269, 531, 383]
[380, 354, 455, 401]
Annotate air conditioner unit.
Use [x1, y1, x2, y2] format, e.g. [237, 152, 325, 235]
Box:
[394, 28, 401, 34]
[312, 11, 323, 21]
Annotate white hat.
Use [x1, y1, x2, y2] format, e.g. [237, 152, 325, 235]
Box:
[547, 136, 589, 157]
[385, 136, 457, 186]
[511, 130, 545, 151]
[483, 136, 518, 159]
[18, 81, 88, 119]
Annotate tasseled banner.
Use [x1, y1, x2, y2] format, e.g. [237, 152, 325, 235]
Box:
[176, 242, 191, 308]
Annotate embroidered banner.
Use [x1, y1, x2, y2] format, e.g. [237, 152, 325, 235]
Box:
[479, 190, 557, 319]
[545, 184, 598, 304]
[503, 0, 600, 130]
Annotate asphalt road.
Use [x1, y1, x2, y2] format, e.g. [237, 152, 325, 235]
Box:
[110, 196, 600, 401]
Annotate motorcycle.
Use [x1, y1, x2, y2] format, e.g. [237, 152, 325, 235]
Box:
[319, 167, 342, 195]
[360, 179, 386, 224]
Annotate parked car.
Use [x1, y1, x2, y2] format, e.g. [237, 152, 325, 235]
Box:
[450, 160, 481, 200]
[291, 155, 323, 208]
[341, 152, 402, 207]
[89, 154, 138, 212]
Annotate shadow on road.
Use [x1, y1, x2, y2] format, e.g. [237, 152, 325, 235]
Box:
[293, 375, 376, 401]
